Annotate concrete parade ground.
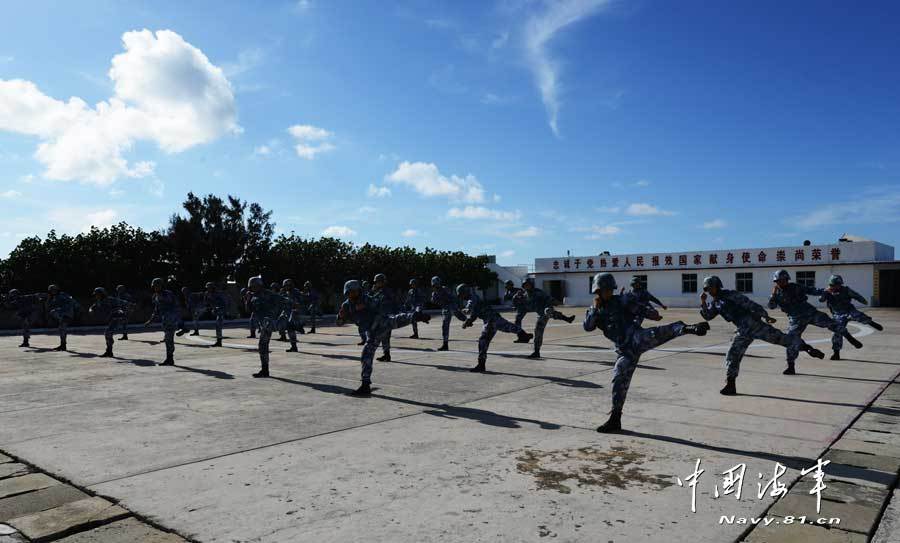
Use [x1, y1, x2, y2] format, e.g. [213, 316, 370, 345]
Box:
[1, 308, 900, 542]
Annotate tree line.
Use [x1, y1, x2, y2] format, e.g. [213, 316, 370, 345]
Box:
[0, 193, 497, 322]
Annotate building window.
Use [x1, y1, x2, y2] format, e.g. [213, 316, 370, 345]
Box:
[796, 271, 815, 288]
[736, 272, 753, 293]
[632, 275, 648, 290]
[682, 273, 698, 293]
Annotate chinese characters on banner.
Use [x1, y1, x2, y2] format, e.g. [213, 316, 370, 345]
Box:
[547, 246, 842, 272]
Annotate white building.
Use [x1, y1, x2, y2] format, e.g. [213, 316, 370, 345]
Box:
[532, 237, 900, 308]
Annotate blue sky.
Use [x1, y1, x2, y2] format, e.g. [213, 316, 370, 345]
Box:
[1, 0, 899, 266]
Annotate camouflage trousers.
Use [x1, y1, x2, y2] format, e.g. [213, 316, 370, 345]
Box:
[104, 316, 126, 351]
[212, 308, 225, 340]
[440, 308, 466, 343]
[531, 309, 569, 352]
[249, 312, 258, 335]
[478, 316, 524, 364]
[190, 310, 202, 333]
[831, 308, 874, 351]
[119, 310, 131, 336]
[257, 318, 275, 372]
[161, 320, 177, 360]
[611, 322, 686, 414]
[19, 316, 31, 343]
[514, 309, 527, 328]
[785, 311, 840, 366]
[726, 319, 798, 380]
[361, 312, 417, 384]
[407, 305, 422, 336]
[49, 310, 70, 345]
[286, 309, 302, 345]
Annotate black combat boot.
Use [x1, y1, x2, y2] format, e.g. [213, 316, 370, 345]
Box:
[842, 331, 862, 349]
[247, 332, 256, 339]
[298, 327, 305, 335]
[213, 339, 223, 347]
[350, 382, 371, 397]
[564, 314, 576, 323]
[158, 357, 175, 366]
[830, 350, 841, 361]
[514, 331, 534, 344]
[528, 350, 541, 359]
[252, 368, 270, 378]
[309, 327, 316, 334]
[120, 334, 128, 341]
[409, 333, 419, 339]
[437, 342, 449, 351]
[176, 328, 189, 337]
[804, 344, 825, 359]
[596, 411, 622, 433]
[190, 330, 200, 336]
[783, 365, 796, 375]
[19, 339, 29, 348]
[377, 353, 391, 362]
[720, 378, 737, 395]
[100, 349, 114, 358]
[417, 312, 431, 324]
[286, 343, 298, 353]
[53, 343, 67, 352]
[357, 339, 366, 346]
[871, 321, 883, 331]
[278, 332, 287, 342]
[469, 361, 486, 373]
[684, 322, 710, 336]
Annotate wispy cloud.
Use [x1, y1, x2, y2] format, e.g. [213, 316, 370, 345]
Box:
[573, 224, 621, 239]
[702, 218, 727, 229]
[287, 124, 335, 159]
[367, 184, 391, 198]
[386, 161, 486, 203]
[523, 0, 610, 136]
[625, 203, 674, 217]
[401, 229, 420, 237]
[447, 206, 521, 221]
[322, 225, 356, 237]
[0, 189, 22, 198]
[512, 226, 540, 237]
[222, 47, 265, 78]
[794, 186, 900, 229]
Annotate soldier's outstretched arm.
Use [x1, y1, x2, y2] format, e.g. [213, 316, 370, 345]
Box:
[648, 292, 664, 307]
[848, 288, 868, 305]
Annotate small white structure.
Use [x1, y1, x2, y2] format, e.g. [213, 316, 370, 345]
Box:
[532, 238, 900, 308]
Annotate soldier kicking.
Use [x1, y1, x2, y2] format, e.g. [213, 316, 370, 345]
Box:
[820, 274, 882, 360]
[457, 284, 534, 373]
[701, 275, 824, 395]
[115, 285, 135, 340]
[245, 276, 291, 378]
[3, 289, 42, 348]
[430, 276, 467, 351]
[46, 285, 78, 351]
[769, 269, 842, 374]
[337, 279, 431, 397]
[203, 282, 229, 347]
[371, 273, 398, 362]
[302, 281, 320, 334]
[240, 287, 258, 339]
[405, 278, 426, 339]
[281, 278, 304, 352]
[145, 278, 181, 366]
[521, 277, 576, 359]
[503, 280, 529, 329]
[623, 275, 668, 324]
[88, 287, 134, 357]
[586, 273, 710, 433]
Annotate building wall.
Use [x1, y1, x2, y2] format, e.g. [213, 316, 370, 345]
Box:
[538, 264, 877, 308]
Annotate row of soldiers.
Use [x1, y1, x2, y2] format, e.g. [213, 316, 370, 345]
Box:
[584, 269, 883, 433]
[3, 269, 883, 435]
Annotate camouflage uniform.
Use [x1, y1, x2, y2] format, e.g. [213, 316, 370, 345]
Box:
[248, 288, 290, 376]
[4, 292, 42, 346]
[203, 289, 229, 342]
[629, 288, 665, 325]
[702, 289, 800, 379]
[584, 294, 690, 415]
[303, 285, 320, 333]
[46, 291, 78, 348]
[339, 294, 420, 385]
[240, 288, 258, 338]
[464, 292, 529, 367]
[283, 287, 306, 349]
[504, 286, 529, 328]
[524, 287, 556, 354]
[371, 285, 399, 358]
[430, 286, 467, 344]
[405, 285, 426, 338]
[769, 283, 840, 369]
[820, 285, 875, 352]
[149, 289, 181, 362]
[115, 287, 134, 339]
[89, 295, 133, 354]
[182, 291, 205, 334]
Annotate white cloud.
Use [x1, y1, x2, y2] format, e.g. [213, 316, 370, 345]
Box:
[523, 0, 610, 136]
[702, 218, 727, 229]
[48, 207, 119, 233]
[512, 226, 540, 237]
[500, 249, 516, 258]
[634, 179, 650, 187]
[625, 203, 674, 216]
[446, 206, 521, 221]
[322, 225, 356, 237]
[401, 229, 419, 237]
[222, 47, 264, 78]
[253, 145, 272, 156]
[794, 186, 900, 229]
[367, 184, 391, 198]
[287, 124, 335, 159]
[386, 161, 486, 203]
[0, 189, 21, 198]
[584, 224, 621, 238]
[0, 30, 239, 185]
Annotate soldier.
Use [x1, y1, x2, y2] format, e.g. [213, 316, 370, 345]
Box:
[303, 281, 320, 334]
[240, 287, 258, 339]
[768, 269, 843, 374]
[179, 287, 204, 336]
[46, 285, 78, 351]
[586, 273, 710, 433]
[521, 278, 576, 359]
[337, 279, 430, 396]
[371, 273, 398, 361]
[245, 276, 291, 378]
[820, 274, 881, 360]
[115, 285, 134, 340]
[88, 287, 134, 357]
[430, 276, 467, 351]
[405, 278, 426, 339]
[503, 280, 529, 329]
[271, 281, 289, 342]
[624, 276, 668, 324]
[281, 278, 304, 352]
[144, 278, 181, 366]
[202, 282, 229, 347]
[458, 283, 534, 373]
[3, 289, 42, 347]
[701, 275, 824, 395]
